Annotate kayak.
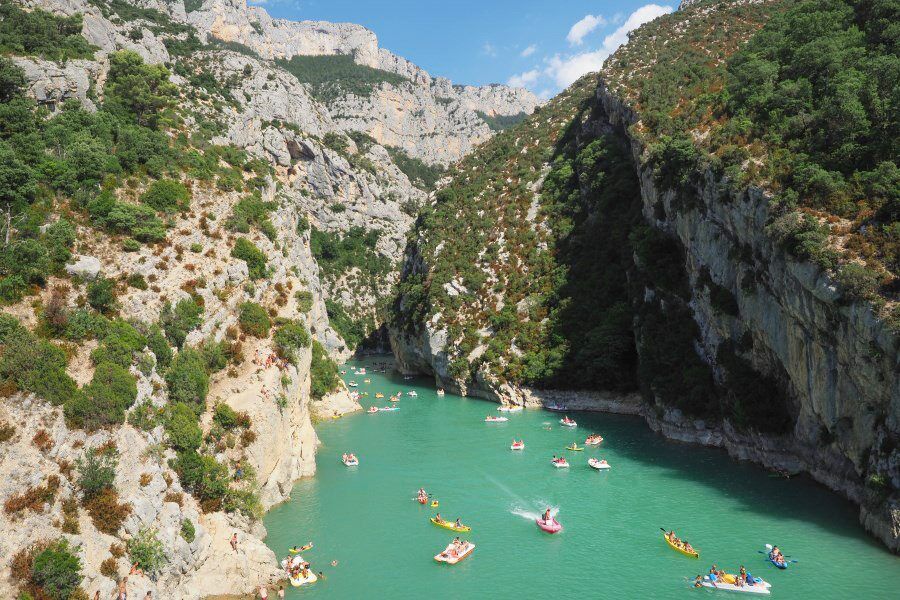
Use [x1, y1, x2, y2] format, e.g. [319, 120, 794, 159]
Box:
[485, 416, 508, 422]
[767, 557, 788, 569]
[560, 418, 577, 427]
[417, 496, 428, 505]
[698, 576, 771, 595]
[536, 518, 562, 534]
[367, 406, 378, 414]
[434, 541, 475, 564]
[288, 544, 312, 554]
[662, 533, 698, 558]
[389, 396, 400, 402]
[375, 393, 384, 398]
[511, 441, 525, 450]
[588, 458, 610, 470]
[566, 445, 583, 451]
[430, 517, 471, 532]
[431, 500, 439, 508]
[552, 459, 569, 468]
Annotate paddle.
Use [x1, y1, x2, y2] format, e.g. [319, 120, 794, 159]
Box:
[758, 549, 799, 563]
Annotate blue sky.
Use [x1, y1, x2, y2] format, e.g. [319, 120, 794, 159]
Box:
[251, 1, 675, 98]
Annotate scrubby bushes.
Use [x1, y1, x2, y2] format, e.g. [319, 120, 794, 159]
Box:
[165, 348, 209, 410]
[294, 290, 313, 313]
[66, 362, 137, 430]
[273, 320, 310, 364]
[14, 538, 83, 600]
[238, 302, 270, 337]
[226, 192, 276, 240]
[0, 316, 79, 406]
[141, 178, 191, 212]
[0, 2, 96, 61]
[86, 277, 117, 313]
[310, 340, 339, 399]
[160, 298, 203, 348]
[164, 402, 202, 451]
[76, 447, 117, 502]
[127, 527, 167, 574]
[231, 238, 267, 280]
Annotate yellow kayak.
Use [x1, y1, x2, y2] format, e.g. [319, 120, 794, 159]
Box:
[566, 445, 583, 451]
[663, 533, 699, 558]
[375, 393, 384, 398]
[430, 517, 470, 532]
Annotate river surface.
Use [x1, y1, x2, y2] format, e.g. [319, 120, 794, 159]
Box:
[264, 356, 899, 598]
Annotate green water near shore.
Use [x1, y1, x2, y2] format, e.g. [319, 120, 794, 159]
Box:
[264, 356, 898, 598]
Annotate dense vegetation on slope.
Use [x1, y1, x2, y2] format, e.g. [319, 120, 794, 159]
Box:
[276, 54, 411, 102]
[393, 76, 648, 386]
[0, 1, 97, 61]
[604, 0, 898, 318]
[392, 0, 803, 432]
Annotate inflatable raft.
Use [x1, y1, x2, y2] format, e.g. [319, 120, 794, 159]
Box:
[497, 405, 523, 412]
[510, 441, 525, 450]
[434, 541, 475, 564]
[552, 458, 569, 468]
[485, 416, 508, 422]
[588, 458, 610, 470]
[560, 418, 577, 427]
[536, 518, 562, 534]
[342, 456, 359, 466]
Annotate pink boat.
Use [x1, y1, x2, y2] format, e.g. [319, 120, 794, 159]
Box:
[536, 518, 562, 534]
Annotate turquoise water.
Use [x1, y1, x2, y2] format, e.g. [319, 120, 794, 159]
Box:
[264, 357, 899, 598]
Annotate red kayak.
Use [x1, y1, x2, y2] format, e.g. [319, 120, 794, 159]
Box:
[417, 496, 428, 504]
[536, 518, 562, 534]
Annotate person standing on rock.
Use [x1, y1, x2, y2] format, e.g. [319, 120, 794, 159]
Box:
[230, 532, 239, 552]
[277, 585, 285, 598]
[259, 585, 268, 599]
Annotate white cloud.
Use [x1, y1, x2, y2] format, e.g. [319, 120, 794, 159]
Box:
[507, 69, 540, 88]
[520, 44, 537, 58]
[566, 14, 606, 46]
[481, 42, 498, 57]
[546, 4, 673, 88]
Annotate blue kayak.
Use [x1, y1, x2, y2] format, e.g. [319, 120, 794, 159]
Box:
[768, 557, 788, 569]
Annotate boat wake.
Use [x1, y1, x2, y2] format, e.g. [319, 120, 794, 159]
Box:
[511, 503, 559, 522]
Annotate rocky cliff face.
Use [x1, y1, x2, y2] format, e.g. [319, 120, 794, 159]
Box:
[390, 0, 899, 551]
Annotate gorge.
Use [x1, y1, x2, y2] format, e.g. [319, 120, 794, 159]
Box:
[0, 0, 896, 598]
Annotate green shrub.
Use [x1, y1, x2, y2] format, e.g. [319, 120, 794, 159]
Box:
[309, 340, 339, 399]
[30, 538, 82, 600]
[324, 299, 366, 349]
[226, 193, 276, 240]
[66, 361, 137, 430]
[231, 238, 267, 280]
[165, 348, 209, 410]
[127, 527, 166, 574]
[90, 319, 146, 367]
[86, 277, 116, 313]
[160, 298, 203, 348]
[273, 320, 310, 364]
[0, 239, 50, 285]
[141, 179, 190, 212]
[75, 447, 117, 502]
[385, 146, 444, 191]
[199, 339, 229, 373]
[238, 302, 270, 337]
[172, 449, 229, 506]
[164, 402, 202, 451]
[294, 290, 313, 313]
[0, 324, 78, 406]
[146, 324, 172, 369]
[0, 274, 26, 303]
[180, 518, 195, 543]
[212, 403, 239, 430]
[43, 219, 76, 270]
[64, 309, 108, 341]
[835, 263, 881, 301]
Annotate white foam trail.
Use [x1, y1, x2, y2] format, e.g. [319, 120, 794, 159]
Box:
[511, 502, 559, 521]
